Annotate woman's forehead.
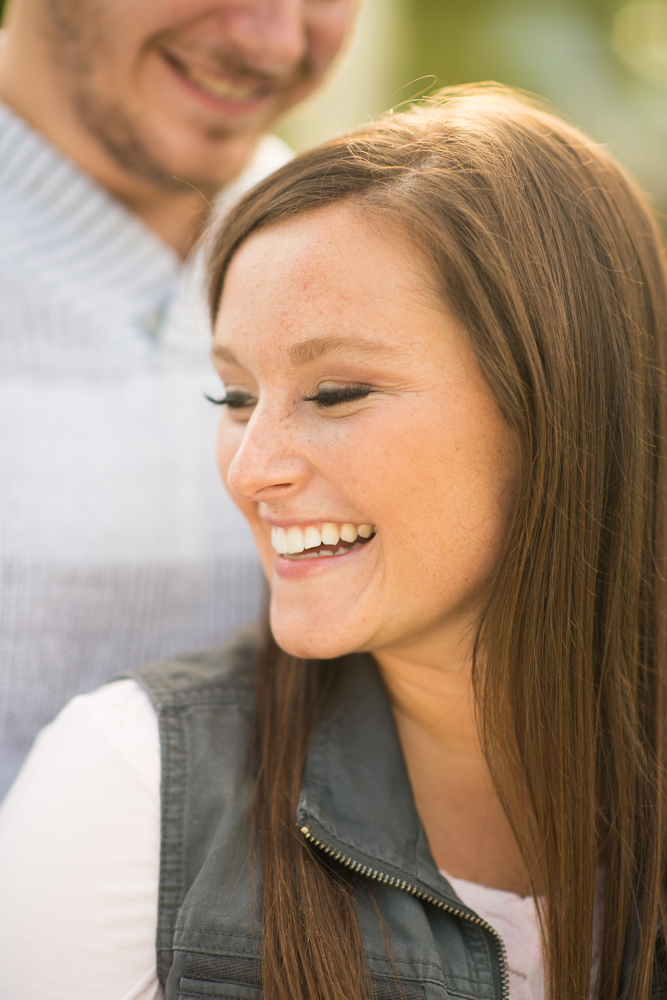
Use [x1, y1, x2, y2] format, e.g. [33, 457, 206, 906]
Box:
[214, 205, 453, 359]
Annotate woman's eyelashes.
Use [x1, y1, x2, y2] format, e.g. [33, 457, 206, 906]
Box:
[205, 385, 374, 411]
[302, 385, 373, 408]
[205, 390, 257, 409]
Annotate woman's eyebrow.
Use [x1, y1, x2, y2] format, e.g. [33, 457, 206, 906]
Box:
[288, 336, 398, 365]
[211, 337, 400, 368]
[211, 343, 242, 365]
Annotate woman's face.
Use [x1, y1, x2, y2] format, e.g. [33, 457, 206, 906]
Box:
[212, 203, 518, 661]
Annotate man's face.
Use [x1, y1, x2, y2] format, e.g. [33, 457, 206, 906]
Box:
[41, 0, 358, 194]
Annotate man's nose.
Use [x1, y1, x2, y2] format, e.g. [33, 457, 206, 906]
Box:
[219, 0, 308, 77]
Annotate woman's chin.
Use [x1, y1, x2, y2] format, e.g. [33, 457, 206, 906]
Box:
[270, 615, 362, 662]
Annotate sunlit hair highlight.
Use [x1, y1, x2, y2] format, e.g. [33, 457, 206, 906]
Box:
[208, 84, 667, 1000]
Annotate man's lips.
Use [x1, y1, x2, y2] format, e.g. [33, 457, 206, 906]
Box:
[161, 47, 274, 103]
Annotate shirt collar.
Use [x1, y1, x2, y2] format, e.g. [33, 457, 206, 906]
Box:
[0, 99, 294, 346]
[0, 99, 181, 329]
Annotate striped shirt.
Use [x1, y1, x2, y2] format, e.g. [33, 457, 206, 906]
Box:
[0, 99, 290, 797]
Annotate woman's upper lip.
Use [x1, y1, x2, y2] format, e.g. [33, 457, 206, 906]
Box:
[261, 517, 369, 529]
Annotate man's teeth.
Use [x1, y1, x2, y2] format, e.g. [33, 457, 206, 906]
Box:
[271, 523, 376, 557]
[181, 63, 262, 101]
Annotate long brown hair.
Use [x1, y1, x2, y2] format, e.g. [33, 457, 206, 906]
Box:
[208, 85, 667, 1000]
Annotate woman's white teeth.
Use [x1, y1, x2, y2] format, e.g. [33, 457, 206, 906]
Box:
[321, 523, 340, 545]
[270, 527, 285, 554]
[270, 523, 376, 557]
[286, 526, 305, 554]
[304, 526, 321, 550]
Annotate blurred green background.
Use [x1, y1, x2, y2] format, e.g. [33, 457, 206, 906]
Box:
[2, 0, 665, 214]
[280, 0, 667, 217]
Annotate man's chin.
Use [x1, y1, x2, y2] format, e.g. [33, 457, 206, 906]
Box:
[75, 89, 264, 196]
[137, 132, 262, 196]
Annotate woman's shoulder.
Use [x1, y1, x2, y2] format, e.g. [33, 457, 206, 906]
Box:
[0, 678, 162, 1000]
[130, 622, 263, 712]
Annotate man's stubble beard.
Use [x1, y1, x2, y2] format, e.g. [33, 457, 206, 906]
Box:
[74, 87, 229, 198]
[43, 0, 242, 198]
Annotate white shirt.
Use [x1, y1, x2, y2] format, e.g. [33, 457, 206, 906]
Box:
[0, 680, 556, 1000]
[0, 99, 291, 797]
[443, 871, 544, 1000]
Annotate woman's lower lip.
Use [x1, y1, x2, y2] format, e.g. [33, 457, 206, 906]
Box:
[273, 539, 374, 579]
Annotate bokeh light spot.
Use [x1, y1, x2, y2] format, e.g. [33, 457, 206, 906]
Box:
[612, 1, 667, 87]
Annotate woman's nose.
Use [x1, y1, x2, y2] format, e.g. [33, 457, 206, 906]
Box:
[224, 407, 312, 503]
[218, 0, 308, 78]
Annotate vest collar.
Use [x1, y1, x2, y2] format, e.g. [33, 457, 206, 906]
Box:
[297, 653, 466, 910]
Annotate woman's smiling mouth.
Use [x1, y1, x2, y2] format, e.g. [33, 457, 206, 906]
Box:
[271, 522, 377, 560]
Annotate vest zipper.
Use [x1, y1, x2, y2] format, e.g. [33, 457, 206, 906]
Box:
[300, 823, 510, 1000]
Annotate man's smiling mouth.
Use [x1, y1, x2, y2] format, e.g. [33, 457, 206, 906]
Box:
[271, 523, 377, 560]
[162, 48, 271, 102]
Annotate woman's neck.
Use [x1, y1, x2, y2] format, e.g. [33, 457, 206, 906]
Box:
[374, 636, 530, 895]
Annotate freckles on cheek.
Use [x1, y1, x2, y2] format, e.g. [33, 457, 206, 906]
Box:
[323, 420, 400, 508]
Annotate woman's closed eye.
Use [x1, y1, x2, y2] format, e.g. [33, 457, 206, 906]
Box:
[303, 385, 373, 408]
[205, 389, 257, 409]
[206, 384, 375, 413]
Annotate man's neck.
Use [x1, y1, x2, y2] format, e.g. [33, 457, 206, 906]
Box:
[0, 28, 209, 257]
